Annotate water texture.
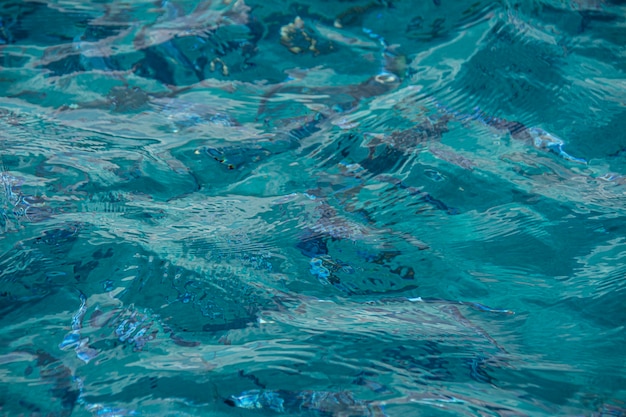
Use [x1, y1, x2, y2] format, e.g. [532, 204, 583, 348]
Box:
[0, 0, 625, 416]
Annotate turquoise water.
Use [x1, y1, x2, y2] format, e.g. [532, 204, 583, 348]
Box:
[1, 0, 625, 415]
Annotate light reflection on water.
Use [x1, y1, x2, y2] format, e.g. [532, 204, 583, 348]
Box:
[1, 0, 625, 416]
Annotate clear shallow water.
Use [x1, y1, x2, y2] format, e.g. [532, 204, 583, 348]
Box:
[1, 0, 625, 415]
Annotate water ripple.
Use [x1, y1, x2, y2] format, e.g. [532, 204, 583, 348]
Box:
[1, 0, 625, 415]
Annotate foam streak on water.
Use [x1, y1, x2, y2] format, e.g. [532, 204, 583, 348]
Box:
[1, 0, 625, 416]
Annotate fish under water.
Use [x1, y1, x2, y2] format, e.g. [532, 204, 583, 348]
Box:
[251, 292, 512, 348]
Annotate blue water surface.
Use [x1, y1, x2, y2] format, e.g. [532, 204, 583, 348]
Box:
[1, 0, 625, 416]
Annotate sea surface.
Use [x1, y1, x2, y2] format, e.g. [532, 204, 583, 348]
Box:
[1, 0, 625, 416]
